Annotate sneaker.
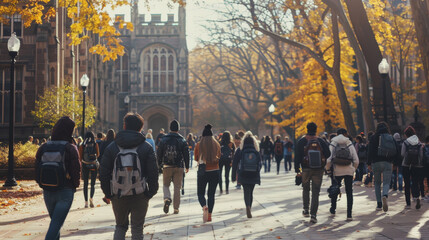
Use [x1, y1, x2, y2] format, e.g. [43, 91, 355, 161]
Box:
[89, 198, 94, 208]
[246, 206, 252, 218]
[174, 209, 179, 214]
[329, 207, 336, 217]
[382, 196, 388, 212]
[302, 210, 310, 217]
[181, 188, 184, 195]
[226, 190, 229, 194]
[163, 198, 172, 214]
[84, 201, 88, 208]
[310, 215, 317, 223]
[208, 213, 212, 222]
[416, 199, 421, 210]
[203, 206, 209, 223]
[405, 205, 411, 209]
[376, 202, 382, 211]
[346, 217, 353, 221]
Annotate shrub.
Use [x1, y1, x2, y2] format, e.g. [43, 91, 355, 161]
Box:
[0, 142, 39, 168]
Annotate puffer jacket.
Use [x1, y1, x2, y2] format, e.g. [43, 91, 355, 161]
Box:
[326, 134, 359, 176]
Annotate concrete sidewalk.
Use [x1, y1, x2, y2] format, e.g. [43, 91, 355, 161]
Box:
[1, 167, 428, 240]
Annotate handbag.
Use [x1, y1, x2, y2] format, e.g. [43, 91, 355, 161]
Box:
[83, 160, 99, 171]
[197, 163, 206, 177]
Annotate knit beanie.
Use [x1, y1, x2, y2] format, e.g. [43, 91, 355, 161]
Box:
[202, 124, 213, 136]
[170, 120, 180, 132]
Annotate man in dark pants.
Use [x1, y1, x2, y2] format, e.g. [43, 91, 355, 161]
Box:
[295, 122, 331, 224]
[100, 113, 159, 240]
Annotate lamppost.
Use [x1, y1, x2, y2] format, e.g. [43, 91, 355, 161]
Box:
[80, 74, 89, 136]
[378, 58, 389, 123]
[124, 95, 130, 113]
[268, 104, 275, 138]
[3, 33, 20, 187]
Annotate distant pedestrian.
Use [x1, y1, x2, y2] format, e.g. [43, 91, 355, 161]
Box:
[187, 133, 196, 168]
[195, 124, 221, 222]
[155, 128, 166, 148]
[368, 122, 397, 212]
[284, 136, 294, 172]
[326, 128, 358, 221]
[99, 129, 115, 162]
[260, 136, 274, 173]
[27, 135, 33, 144]
[219, 131, 235, 195]
[232, 131, 261, 218]
[157, 120, 190, 214]
[99, 113, 159, 240]
[423, 136, 429, 202]
[96, 132, 104, 146]
[233, 131, 244, 190]
[401, 126, 424, 209]
[273, 135, 284, 175]
[354, 135, 367, 185]
[391, 133, 403, 192]
[35, 116, 81, 239]
[146, 133, 156, 152]
[79, 131, 100, 208]
[295, 122, 331, 223]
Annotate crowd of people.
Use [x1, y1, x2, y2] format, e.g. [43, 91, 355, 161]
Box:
[33, 114, 429, 240]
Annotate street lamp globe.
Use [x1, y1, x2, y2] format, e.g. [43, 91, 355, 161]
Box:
[7, 33, 20, 53]
[80, 74, 89, 88]
[378, 58, 389, 74]
[124, 95, 130, 104]
[268, 104, 275, 113]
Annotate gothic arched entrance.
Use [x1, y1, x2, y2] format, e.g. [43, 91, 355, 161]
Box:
[147, 113, 169, 138]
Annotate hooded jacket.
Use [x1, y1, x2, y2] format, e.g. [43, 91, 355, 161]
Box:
[325, 134, 359, 176]
[156, 132, 190, 169]
[294, 133, 331, 173]
[99, 130, 159, 199]
[368, 124, 396, 165]
[401, 135, 424, 167]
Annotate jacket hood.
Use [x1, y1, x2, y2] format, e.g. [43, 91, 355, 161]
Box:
[115, 130, 146, 148]
[51, 116, 76, 144]
[376, 123, 389, 134]
[406, 135, 420, 145]
[331, 134, 352, 145]
[393, 133, 401, 141]
[166, 132, 184, 139]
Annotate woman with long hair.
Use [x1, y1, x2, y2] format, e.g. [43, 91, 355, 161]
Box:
[232, 131, 262, 218]
[146, 132, 156, 152]
[79, 131, 100, 208]
[219, 131, 235, 194]
[194, 124, 221, 222]
[99, 129, 115, 160]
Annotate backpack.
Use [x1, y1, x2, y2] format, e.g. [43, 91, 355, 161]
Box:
[332, 142, 353, 166]
[303, 136, 326, 169]
[357, 143, 368, 161]
[274, 142, 284, 156]
[36, 141, 68, 191]
[403, 141, 421, 166]
[82, 142, 98, 170]
[377, 133, 397, 158]
[162, 137, 181, 166]
[111, 146, 146, 198]
[240, 148, 259, 172]
[220, 145, 233, 161]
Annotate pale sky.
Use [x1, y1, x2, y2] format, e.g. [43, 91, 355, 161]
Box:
[108, 0, 225, 50]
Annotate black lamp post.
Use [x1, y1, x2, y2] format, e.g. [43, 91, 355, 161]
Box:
[378, 58, 390, 123]
[80, 74, 89, 136]
[269, 104, 275, 138]
[124, 95, 130, 112]
[3, 33, 20, 187]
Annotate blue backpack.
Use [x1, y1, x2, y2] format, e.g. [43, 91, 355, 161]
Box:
[240, 148, 259, 172]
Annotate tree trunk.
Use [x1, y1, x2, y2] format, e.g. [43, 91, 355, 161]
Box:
[343, 0, 398, 129]
[410, 0, 429, 95]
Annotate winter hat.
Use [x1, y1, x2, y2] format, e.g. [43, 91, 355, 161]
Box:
[306, 122, 317, 135]
[393, 133, 401, 141]
[170, 119, 180, 132]
[51, 116, 76, 143]
[202, 124, 213, 136]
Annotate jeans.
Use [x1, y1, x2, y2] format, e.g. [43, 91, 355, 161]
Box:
[219, 160, 231, 192]
[263, 154, 271, 172]
[43, 188, 74, 240]
[163, 167, 184, 210]
[354, 163, 367, 182]
[197, 170, 219, 213]
[330, 175, 353, 217]
[242, 184, 255, 207]
[190, 150, 194, 168]
[403, 166, 424, 205]
[111, 193, 149, 240]
[284, 155, 292, 171]
[391, 166, 403, 191]
[301, 168, 324, 216]
[82, 165, 97, 201]
[372, 161, 392, 203]
[275, 155, 283, 174]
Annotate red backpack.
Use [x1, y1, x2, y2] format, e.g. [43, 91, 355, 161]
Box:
[274, 142, 284, 156]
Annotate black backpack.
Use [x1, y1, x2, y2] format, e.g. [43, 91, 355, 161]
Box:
[36, 141, 68, 191]
[403, 141, 421, 166]
[83, 142, 98, 170]
[240, 148, 259, 172]
[220, 145, 233, 161]
[303, 136, 326, 168]
[162, 137, 181, 166]
[357, 143, 368, 161]
[378, 133, 397, 158]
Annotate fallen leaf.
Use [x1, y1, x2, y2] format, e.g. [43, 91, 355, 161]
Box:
[276, 237, 282, 239]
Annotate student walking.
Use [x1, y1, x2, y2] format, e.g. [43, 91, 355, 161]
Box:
[273, 135, 284, 175]
[146, 133, 156, 152]
[284, 136, 294, 172]
[79, 131, 100, 208]
[232, 131, 262, 218]
[295, 122, 331, 223]
[326, 128, 359, 221]
[391, 133, 404, 192]
[354, 135, 367, 185]
[195, 124, 221, 223]
[157, 120, 190, 214]
[99, 129, 115, 161]
[187, 133, 196, 168]
[219, 131, 235, 194]
[401, 126, 424, 209]
[368, 122, 397, 212]
[35, 116, 81, 240]
[99, 113, 159, 240]
[260, 136, 274, 172]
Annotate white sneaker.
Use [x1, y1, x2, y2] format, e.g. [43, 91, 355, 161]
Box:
[84, 201, 88, 208]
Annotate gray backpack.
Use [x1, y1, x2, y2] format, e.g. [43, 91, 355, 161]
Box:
[111, 146, 146, 198]
[332, 142, 353, 166]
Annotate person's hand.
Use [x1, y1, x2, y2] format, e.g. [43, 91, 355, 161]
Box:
[185, 168, 189, 173]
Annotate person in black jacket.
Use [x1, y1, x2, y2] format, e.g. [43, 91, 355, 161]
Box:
[295, 122, 330, 224]
[260, 136, 274, 173]
[391, 133, 403, 192]
[99, 113, 159, 240]
[157, 120, 190, 214]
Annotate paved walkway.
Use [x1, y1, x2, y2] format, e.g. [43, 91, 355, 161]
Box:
[1, 166, 429, 240]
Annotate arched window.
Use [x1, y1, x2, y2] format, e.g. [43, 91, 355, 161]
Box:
[141, 45, 176, 93]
